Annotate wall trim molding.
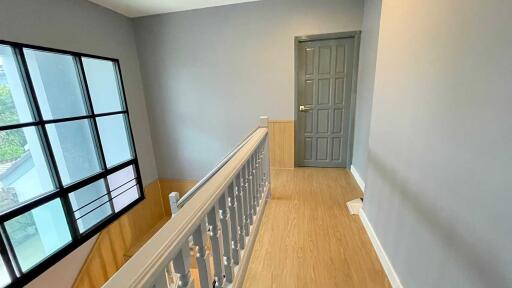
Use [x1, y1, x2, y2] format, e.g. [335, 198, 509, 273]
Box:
[350, 165, 365, 192]
[359, 209, 403, 288]
[268, 120, 294, 168]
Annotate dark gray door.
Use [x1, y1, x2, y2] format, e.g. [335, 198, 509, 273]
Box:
[296, 37, 355, 167]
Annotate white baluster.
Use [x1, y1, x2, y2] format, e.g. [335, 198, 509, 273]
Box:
[253, 152, 258, 209]
[235, 173, 246, 249]
[265, 135, 271, 199]
[251, 154, 257, 214]
[245, 163, 254, 226]
[254, 152, 259, 208]
[207, 206, 224, 287]
[260, 146, 265, 198]
[257, 147, 263, 205]
[151, 268, 169, 288]
[227, 182, 240, 265]
[171, 243, 192, 288]
[192, 223, 213, 288]
[218, 193, 234, 283]
[259, 116, 270, 199]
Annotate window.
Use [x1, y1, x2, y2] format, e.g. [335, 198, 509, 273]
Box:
[0, 40, 143, 287]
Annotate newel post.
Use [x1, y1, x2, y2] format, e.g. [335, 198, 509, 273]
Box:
[259, 116, 268, 128]
[259, 116, 271, 199]
[170, 192, 180, 215]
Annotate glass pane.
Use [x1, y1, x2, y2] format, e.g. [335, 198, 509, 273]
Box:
[112, 184, 139, 212]
[0, 258, 10, 288]
[97, 115, 133, 168]
[46, 120, 101, 185]
[24, 49, 87, 120]
[107, 165, 139, 212]
[5, 199, 71, 272]
[82, 58, 123, 113]
[0, 45, 33, 126]
[69, 180, 112, 233]
[0, 127, 54, 213]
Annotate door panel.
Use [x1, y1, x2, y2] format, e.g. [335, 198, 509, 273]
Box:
[304, 138, 313, 160]
[332, 137, 342, 161]
[335, 46, 346, 73]
[317, 109, 330, 134]
[318, 79, 331, 104]
[305, 48, 315, 75]
[304, 80, 314, 104]
[316, 138, 329, 160]
[334, 78, 345, 105]
[318, 46, 332, 74]
[333, 109, 343, 133]
[296, 37, 355, 167]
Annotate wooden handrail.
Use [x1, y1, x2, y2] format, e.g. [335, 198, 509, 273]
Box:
[104, 118, 270, 288]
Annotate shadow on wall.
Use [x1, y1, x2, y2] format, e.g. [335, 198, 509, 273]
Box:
[367, 150, 510, 287]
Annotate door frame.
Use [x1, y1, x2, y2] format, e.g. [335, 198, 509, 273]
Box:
[294, 31, 361, 167]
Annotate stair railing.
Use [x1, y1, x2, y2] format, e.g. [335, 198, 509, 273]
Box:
[103, 116, 271, 288]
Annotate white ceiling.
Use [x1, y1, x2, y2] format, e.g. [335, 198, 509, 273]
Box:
[89, 0, 263, 18]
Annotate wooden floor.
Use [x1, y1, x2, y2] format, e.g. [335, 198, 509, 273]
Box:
[243, 168, 391, 288]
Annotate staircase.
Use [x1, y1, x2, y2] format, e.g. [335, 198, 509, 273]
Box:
[73, 180, 196, 288]
[103, 117, 270, 288]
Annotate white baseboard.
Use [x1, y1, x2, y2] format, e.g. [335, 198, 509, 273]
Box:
[359, 209, 403, 288]
[350, 165, 365, 192]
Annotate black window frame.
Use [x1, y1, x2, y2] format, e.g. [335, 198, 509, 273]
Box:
[0, 39, 145, 287]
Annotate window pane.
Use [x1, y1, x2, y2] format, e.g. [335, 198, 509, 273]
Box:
[0, 127, 54, 213]
[5, 199, 71, 272]
[24, 49, 87, 120]
[69, 180, 112, 233]
[112, 184, 139, 212]
[0, 45, 33, 126]
[46, 120, 101, 185]
[82, 58, 123, 113]
[97, 115, 133, 168]
[107, 165, 139, 212]
[0, 258, 10, 288]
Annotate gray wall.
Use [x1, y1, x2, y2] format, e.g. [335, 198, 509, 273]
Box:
[0, 0, 157, 184]
[364, 0, 512, 287]
[134, 0, 363, 180]
[351, 0, 381, 182]
[0, 0, 158, 286]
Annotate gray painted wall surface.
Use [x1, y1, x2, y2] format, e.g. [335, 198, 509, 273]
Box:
[133, 0, 363, 180]
[0, 0, 158, 286]
[364, 0, 512, 287]
[0, 0, 158, 185]
[351, 0, 381, 182]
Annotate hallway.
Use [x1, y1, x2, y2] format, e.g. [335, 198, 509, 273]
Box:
[244, 168, 391, 287]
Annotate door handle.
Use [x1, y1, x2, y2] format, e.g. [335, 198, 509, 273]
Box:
[299, 105, 312, 112]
